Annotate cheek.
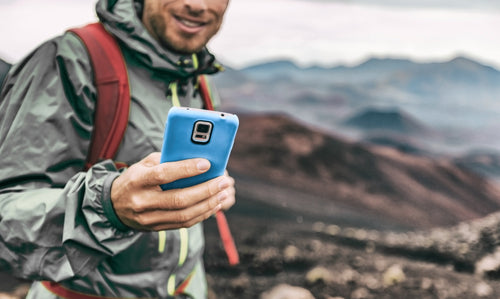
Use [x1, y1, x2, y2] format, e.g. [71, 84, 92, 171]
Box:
[150, 14, 167, 38]
[210, 0, 229, 16]
[212, 6, 228, 30]
[215, 4, 228, 17]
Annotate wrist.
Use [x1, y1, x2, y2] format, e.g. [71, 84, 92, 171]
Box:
[102, 172, 129, 231]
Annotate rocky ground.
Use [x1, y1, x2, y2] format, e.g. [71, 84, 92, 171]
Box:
[203, 195, 500, 299]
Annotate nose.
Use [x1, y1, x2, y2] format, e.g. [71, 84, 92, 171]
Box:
[184, 0, 207, 15]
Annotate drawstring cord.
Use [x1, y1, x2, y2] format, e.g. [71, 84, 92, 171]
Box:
[168, 81, 181, 107]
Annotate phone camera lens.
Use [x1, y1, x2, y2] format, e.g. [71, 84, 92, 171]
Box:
[197, 124, 210, 133]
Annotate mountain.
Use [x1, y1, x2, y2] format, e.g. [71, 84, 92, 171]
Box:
[240, 60, 302, 81]
[454, 150, 500, 182]
[215, 55, 500, 157]
[227, 113, 500, 230]
[210, 65, 250, 89]
[375, 56, 500, 104]
[361, 134, 427, 155]
[238, 57, 418, 84]
[236, 56, 500, 88]
[341, 107, 438, 155]
[342, 107, 431, 135]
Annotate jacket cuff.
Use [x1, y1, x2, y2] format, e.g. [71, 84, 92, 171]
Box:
[101, 172, 129, 231]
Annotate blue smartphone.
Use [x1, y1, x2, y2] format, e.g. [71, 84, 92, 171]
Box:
[160, 107, 239, 190]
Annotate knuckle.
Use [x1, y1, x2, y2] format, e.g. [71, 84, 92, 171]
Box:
[170, 192, 186, 209]
[129, 196, 147, 213]
[127, 171, 143, 188]
[149, 166, 164, 185]
[144, 152, 160, 165]
[177, 211, 192, 225]
[134, 213, 150, 226]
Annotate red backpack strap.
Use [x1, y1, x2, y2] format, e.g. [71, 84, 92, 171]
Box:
[68, 22, 130, 170]
[198, 75, 239, 266]
[198, 75, 214, 110]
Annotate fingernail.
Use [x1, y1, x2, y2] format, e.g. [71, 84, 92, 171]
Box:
[218, 178, 229, 190]
[197, 159, 210, 171]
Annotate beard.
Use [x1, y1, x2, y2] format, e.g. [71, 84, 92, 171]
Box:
[148, 13, 210, 55]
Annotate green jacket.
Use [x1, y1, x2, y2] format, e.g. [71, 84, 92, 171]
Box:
[0, 0, 222, 298]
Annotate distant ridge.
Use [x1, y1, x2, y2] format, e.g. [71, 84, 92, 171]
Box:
[239, 55, 496, 72]
[235, 55, 500, 88]
[242, 59, 300, 72]
[342, 107, 431, 135]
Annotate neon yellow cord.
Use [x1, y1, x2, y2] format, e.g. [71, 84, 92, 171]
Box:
[167, 274, 176, 296]
[158, 231, 166, 253]
[178, 228, 189, 266]
[191, 54, 199, 70]
[169, 81, 181, 107]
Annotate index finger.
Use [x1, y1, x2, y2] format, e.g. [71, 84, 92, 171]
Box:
[153, 175, 228, 211]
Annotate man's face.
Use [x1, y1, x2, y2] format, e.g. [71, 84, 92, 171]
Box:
[142, 0, 229, 54]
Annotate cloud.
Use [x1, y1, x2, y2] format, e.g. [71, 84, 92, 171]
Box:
[209, 0, 500, 68]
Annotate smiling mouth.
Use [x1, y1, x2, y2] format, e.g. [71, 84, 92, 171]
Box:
[175, 16, 206, 28]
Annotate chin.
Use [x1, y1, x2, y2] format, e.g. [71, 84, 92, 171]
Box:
[165, 42, 206, 55]
[162, 33, 213, 54]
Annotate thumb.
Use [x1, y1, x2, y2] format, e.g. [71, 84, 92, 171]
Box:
[142, 158, 211, 187]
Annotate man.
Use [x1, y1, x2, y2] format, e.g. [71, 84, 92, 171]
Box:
[0, 0, 234, 298]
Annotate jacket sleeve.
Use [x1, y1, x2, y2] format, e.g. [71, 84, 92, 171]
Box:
[0, 33, 139, 282]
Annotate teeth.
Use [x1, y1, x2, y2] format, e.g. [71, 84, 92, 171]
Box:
[179, 18, 203, 28]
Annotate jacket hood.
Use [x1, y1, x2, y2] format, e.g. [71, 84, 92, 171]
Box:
[95, 0, 221, 79]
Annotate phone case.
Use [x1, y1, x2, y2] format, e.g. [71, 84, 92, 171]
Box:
[160, 107, 239, 190]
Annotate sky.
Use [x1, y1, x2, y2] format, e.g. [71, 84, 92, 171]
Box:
[0, 0, 499, 69]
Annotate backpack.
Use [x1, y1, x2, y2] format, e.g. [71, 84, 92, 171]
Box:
[69, 23, 239, 265]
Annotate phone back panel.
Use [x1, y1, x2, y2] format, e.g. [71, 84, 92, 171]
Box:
[160, 107, 239, 190]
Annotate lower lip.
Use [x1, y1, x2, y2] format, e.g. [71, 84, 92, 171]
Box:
[175, 18, 205, 34]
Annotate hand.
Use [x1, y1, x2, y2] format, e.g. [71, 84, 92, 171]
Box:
[110, 152, 235, 231]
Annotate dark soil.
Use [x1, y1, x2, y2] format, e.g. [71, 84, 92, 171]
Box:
[203, 195, 500, 299]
